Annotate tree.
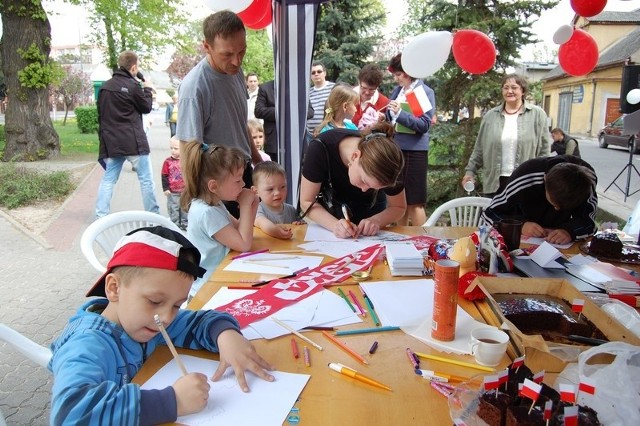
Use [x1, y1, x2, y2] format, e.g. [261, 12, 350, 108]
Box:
[402, 0, 558, 121]
[67, 0, 190, 71]
[1, 0, 62, 161]
[314, 0, 387, 84]
[51, 66, 92, 125]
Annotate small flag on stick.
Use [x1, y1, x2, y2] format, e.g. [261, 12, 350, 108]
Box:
[521, 378, 542, 413]
[511, 355, 525, 372]
[572, 298, 585, 320]
[533, 370, 545, 384]
[564, 405, 579, 426]
[405, 85, 433, 117]
[543, 400, 553, 421]
[559, 383, 576, 404]
[483, 374, 500, 391]
[578, 376, 597, 397]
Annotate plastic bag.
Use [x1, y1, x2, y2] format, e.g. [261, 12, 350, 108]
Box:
[556, 342, 640, 425]
[622, 198, 640, 238]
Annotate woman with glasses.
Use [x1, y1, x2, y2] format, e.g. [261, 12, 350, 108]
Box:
[299, 123, 406, 239]
[462, 74, 551, 197]
[353, 64, 390, 130]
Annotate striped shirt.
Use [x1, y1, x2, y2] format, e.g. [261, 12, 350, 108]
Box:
[307, 81, 335, 133]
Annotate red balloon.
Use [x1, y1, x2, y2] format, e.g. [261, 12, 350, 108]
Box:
[238, 0, 270, 27]
[570, 0, 607, 18]
[558, 29, 599, 76]
[452, 29, 496, 74]
[246, 1, 272, 30]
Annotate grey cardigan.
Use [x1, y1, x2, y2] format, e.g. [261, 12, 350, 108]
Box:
[464, 101, 551, 194]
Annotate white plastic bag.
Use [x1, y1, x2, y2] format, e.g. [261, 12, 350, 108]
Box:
[558, 342, 640, 425]
[622, 198, 640, 238]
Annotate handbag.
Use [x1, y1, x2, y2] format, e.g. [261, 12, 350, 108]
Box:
[299, 138, 342, 219]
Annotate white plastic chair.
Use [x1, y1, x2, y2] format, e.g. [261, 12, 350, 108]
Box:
[424, 196, 492, 227]
[81, 210, 182, 273]
[0, 323, 52, 369]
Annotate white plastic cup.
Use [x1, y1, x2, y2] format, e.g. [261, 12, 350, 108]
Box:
[463, 181, 475, 194]
[469, 327, 509, 366]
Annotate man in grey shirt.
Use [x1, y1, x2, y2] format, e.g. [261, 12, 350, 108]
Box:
[177, 10, 263, 217]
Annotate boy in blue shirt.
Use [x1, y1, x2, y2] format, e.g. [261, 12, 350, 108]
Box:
[49, 226, 274, 425]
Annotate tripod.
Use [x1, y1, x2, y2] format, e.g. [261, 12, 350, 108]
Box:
[604, 135, 640, 202]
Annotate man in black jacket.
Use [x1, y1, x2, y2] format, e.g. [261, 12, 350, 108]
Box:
[95, 50, 160, 218]
[481, 155, 597, 244]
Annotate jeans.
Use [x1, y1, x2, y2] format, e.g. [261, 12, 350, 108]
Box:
[167, 192, 188, 230]
[95, 155, 160, 218]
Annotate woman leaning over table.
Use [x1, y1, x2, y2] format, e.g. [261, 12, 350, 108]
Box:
[386, 53, 436, 227]
[299, 122, 406, 239]
[462, 73, 551, 197]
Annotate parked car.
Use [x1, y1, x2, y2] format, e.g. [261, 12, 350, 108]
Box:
[598, 115, 640, 154]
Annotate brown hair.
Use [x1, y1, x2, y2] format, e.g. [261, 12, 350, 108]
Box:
[550, 127, 565, 136]
[252, 161, 287, 187]
[359, 122, 404, 187]
[358, 63, 384, 88]
[502, 73, 529, 97]
[545, 163, 594, 211]
[203, 10, 245, 44]
[180, 141, 246, 210]
[387, 53, 413, 79]
[314, 84, 359, 137]
[118, 51, 138, 70]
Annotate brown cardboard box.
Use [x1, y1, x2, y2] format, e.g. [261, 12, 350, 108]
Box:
[471, 276, 640, 373]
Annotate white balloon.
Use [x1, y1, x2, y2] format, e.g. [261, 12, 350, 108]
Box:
[203, 0, 253, 13]
[401, 31, 453, 78]
[553, 25, 574, 45]
[627, 89, 640, 105]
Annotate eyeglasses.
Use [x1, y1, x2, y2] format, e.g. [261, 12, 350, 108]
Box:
[359, 85, 377, 93]
[311, 70, 324, 75]
[502, 85, 521, 92]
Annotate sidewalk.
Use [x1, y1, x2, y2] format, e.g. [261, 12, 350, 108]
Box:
[0, 112, 171, 425]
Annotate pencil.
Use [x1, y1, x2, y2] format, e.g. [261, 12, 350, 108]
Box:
[231, 248, 269, 260]
[322, 330, 369, 365]
[272, 317, 323, 351]
[348, 290, 366, 316]
[414, 352, 496, 372]
[303, 346, 311, 367]
[363, 294, 381, 326]
[251, 267, 309, 287]
[337, 287, 356, 312]
[335, 326, 400, 336]
[153, 314, 188, 376]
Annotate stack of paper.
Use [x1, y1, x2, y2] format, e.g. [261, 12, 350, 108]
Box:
[385, 242, 425, 276]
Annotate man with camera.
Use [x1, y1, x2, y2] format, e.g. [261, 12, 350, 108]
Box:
[95, 50, 160, 218]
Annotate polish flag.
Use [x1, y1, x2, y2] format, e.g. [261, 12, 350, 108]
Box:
[483, 374, 500, 391]
[533, 370, 545, 384]
[543, 400, 553, 421]
[520, 378, 542, 402]
[560, 383, 576, 403]
[564, 405, 579, 426]
[571, 298, 585, 313]
[518, 383, 523, 396]
[498, 369, 509, 386]
[579, 376, 597, 396]
[511, 355, 525, 370]
[405, 85, 433, 117]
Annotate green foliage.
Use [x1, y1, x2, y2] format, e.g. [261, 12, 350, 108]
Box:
[314, 0, 387, 83]
[244, 29, 275, 82]
[16, 44, 64, 94]
[0, 163, 74, 209]
[75, 106, 98, 134]
[402, 0, 558, 120]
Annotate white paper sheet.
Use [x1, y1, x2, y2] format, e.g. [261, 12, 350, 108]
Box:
[303, 223, 407, 243]
[530, 241, 564, 268]
[298, 240, 372, 258]
[223, 253, 324, 275]
[360, 279, 493, 354]
[141, 355, 309, 426]
[521, 236, 572, 249]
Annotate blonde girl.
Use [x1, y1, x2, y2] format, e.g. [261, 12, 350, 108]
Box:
[313, 84, 359, 137]
[181, 141, 260, 296]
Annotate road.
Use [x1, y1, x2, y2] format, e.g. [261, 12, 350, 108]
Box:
[579, 136, 640, 221]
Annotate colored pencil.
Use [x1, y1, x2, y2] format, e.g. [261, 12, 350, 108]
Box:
[303, 346, 311, 367]
[290, 338, 299, 359]
[272, 317, 323, 351]
[348, 290, 366, 316]
[231, 248, 269, 260]
[337, 287, 356, 312]
[153, 314, 188, 376]
[322, 331, 368, 365]
[363, 293, 381, 326]
[335, 326, 401, 336]
[414, 352, 496, 372]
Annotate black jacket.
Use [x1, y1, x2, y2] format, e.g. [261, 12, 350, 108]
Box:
[97, 67, 153, 160]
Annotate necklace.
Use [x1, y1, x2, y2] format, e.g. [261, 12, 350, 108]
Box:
[504, 103, 522, 115]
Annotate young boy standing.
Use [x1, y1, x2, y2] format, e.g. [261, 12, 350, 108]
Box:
[49, 226, 274, 425]
[248, 118, 272, 163]
[161, 136, 188, 230]
[252, 161, 301, 239]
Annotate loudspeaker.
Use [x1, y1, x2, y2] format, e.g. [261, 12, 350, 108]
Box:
[620, 65, 640, 114]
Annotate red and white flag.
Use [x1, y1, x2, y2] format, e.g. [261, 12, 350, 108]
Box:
[578, 376, 597, 396]
[498, 368, 509, 386]
[571, 298, 585, 313]
[511, 355, 525, 370]
[520, 378, 542, 402]
[483, 374, 500, 391]
[405, 85, 433, 117]
[533, 370, 545, 384]
[559, 383, 576, 403]
[564, 405, 579, 426]
[543, 400, 553, 421]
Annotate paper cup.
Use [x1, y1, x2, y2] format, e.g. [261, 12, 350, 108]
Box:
[469, 327, 509, 366]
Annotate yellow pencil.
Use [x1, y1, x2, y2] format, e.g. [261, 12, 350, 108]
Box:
[272, 317, 324, 351]
[414, 352, 496, 372]
[154, 314, 188, 376]
[322, 331, 369, 365]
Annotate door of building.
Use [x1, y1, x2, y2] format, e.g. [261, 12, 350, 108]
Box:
[558, 92, 572, 131]
[605, 98, 621, 125]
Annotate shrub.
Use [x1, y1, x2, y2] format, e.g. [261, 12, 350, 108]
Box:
[0, 163, 75, 209]
[75, 106, 98, 134]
